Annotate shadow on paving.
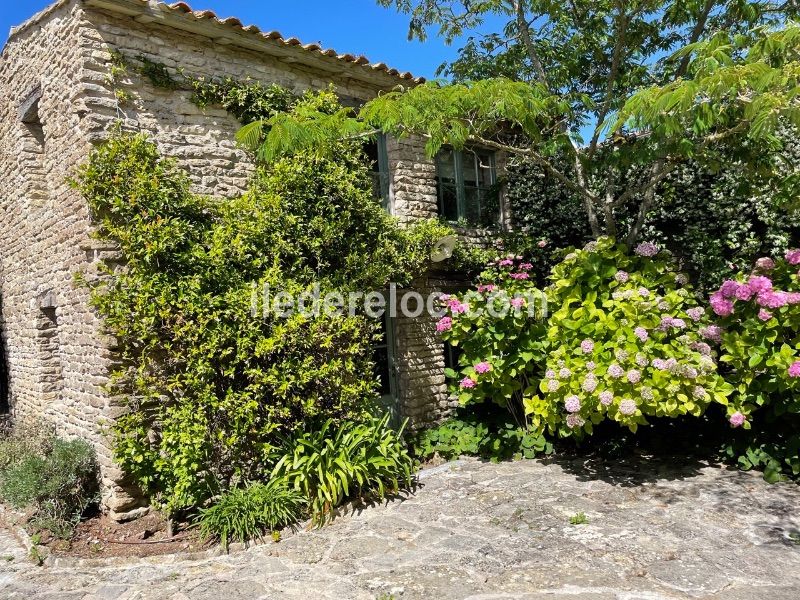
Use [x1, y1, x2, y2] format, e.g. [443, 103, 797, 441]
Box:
[544, 452, 714, 486]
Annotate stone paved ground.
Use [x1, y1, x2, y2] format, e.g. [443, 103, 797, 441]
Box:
[2, 456, 800, 600]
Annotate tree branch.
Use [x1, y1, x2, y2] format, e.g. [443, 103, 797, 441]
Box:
[471, 134, 598, 207]
[514, 0, 549, 89]
[588, 0, 628, 156]
[676, 0, 716, 77]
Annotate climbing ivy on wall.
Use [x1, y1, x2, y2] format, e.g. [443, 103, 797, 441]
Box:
[75, 85, 486, 515]
[106, 50, 299, 125]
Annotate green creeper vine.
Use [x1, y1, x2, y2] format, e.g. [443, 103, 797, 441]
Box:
[105, 49, 298, 124]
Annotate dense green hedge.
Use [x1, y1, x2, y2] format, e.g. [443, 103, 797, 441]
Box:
[506, 136, 800, 291]
[73, 105, 475, 515]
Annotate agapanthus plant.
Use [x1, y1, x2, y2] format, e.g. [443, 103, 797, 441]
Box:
[525, 237, 734, 438]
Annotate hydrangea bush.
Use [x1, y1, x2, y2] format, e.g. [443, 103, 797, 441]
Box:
[437, 255, 549, 424]
[709, 250, 800, 419]
[524, 237, 734, 437]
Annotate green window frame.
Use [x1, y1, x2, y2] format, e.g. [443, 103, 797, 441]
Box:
[436, 148, 497, 225]
[367, 133, 391, 214]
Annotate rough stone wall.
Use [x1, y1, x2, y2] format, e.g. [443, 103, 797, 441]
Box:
[0, 0, 506, 517]
[385, 136, 509, 428]
[0, 1, 137, 516]
[81, 7, 388, 198]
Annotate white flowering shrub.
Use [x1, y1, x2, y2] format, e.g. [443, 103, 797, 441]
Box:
[524, 237, 735, 438]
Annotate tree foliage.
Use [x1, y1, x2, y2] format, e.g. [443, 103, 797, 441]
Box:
[244, 2, 800, 244]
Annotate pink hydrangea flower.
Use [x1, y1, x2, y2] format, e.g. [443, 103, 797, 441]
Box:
[599, 391, 614, 406]
[564, 395, 581, 413]
[634, 242, 659, 257]
[460, 377, 476, 389]
[558, 367, 571, 378]
[619, 399, 638, 415]
[510, 272, 530, 280]
[439, 294, 451, 303]
[607, 364, 624, 378]
[538, 240, 548, 248]
[719, 280, 741, 299]
[786, 249, 800, 265]
[519, 263, 534, 271]
[700, 325, 723, 343]
[692, 386, 707, 399]
[686, 307, 705, 322]
[627, 369, 641, 384]
[710, 292, 734, 317]
[757, 291, 788, 309]
[586, 361, 596, 371]
[582, 375, 598, 393]
[510, 297, 525, 308]
[615, 270, 629, 283]
[547, 379, 559, 392]
[789, 361, 800, 378]
[566, 414, 585, 429]
[690, 341, 712, 356]
[638, 287, 650, 298]
[748, 275, 773, 294]
[755, 257, 775, 270]
[734, 285, 754, 301]
[477, 284, 496, 293]
[729, 412, 746, 427]
[788, 292, 800, 305]
[580, 339, 594, 354]
[449, 300, 469, 314]
[758, 309, 773, 321]
[436, 317, 453, 332]
[499, 259, 514, 267]
[474, 362, 492, 374]
[634, 327, 649, 342]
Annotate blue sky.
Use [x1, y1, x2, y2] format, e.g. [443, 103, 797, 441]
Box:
[1, 0, 499, 80]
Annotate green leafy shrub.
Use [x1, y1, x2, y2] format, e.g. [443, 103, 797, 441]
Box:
[414, 405, 552, 462]
[0, 437, 98, 538]
[72, 95, 459, 516]
[708, 251, 800, 419]
[526, 237, 734, 437]
[197, 479, 305, 550]
[437, 255, 549, 424]
[704, 251, 800, 480]
[270, 414, 414, 526]
[506, 140, 800, 293]
[0, 424, 54, 472]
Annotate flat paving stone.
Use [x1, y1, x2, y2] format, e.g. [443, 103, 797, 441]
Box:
[1, 455, 800, 599]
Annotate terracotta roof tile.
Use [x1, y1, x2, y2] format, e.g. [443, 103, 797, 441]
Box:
[156, 1, 424, 84]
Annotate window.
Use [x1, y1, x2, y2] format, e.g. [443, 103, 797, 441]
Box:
[444, 341, 463, 374]
[372, 312, 398, 426]
[436, 149, 498, 225]
[365, 133, 391, 213]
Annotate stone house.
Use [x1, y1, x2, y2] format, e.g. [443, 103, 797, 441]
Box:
[0, 0, 509, 518]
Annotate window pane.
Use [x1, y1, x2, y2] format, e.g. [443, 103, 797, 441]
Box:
[372, 317, 391, 396]
[463, 186, 481, 224]
[444, 342, 463, 371]
[373, 346, 391, 395]
[476, 152, 495, 187]
[461, 152, 478, 188]
[438, 183, 459, 221]
[436, 149, 457, 184]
